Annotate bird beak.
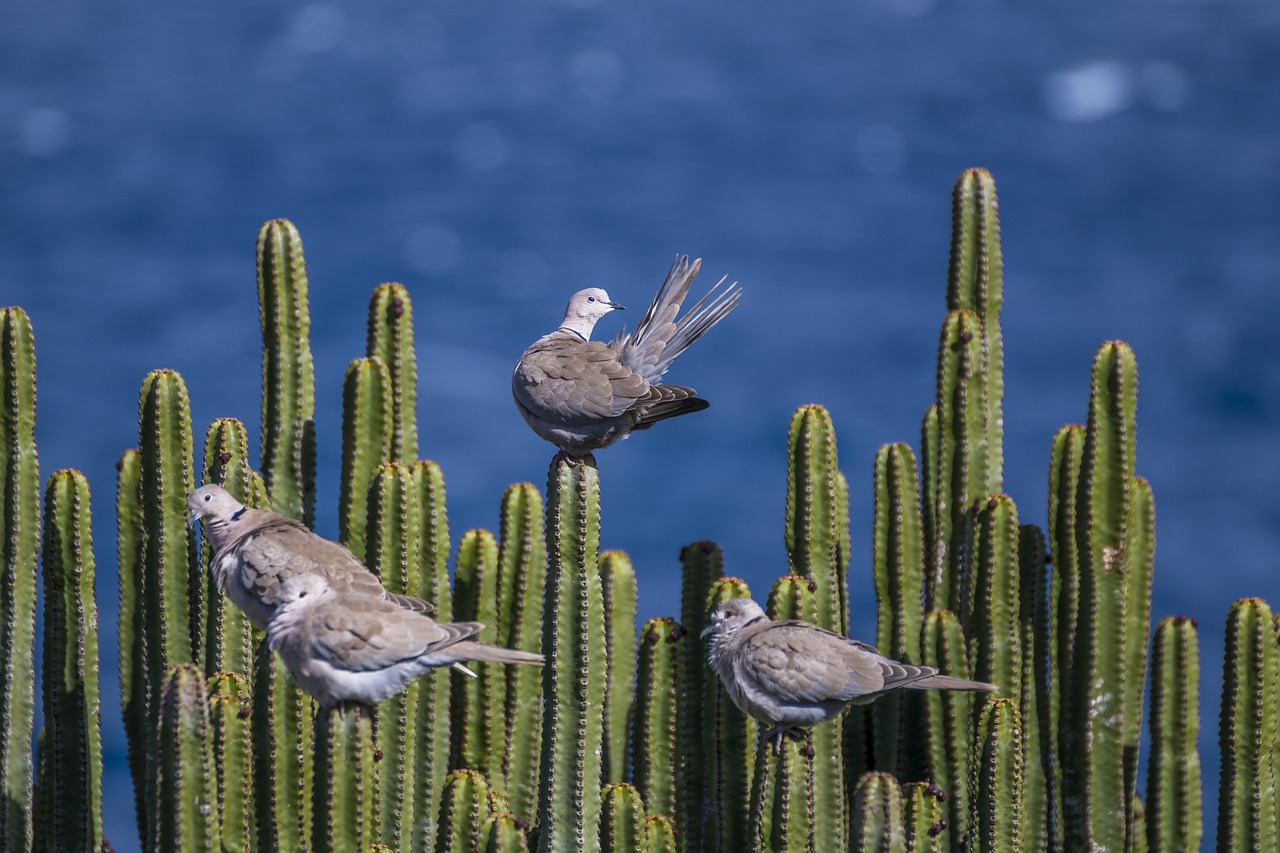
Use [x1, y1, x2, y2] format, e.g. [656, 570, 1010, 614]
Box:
[609, 301, 626, 310]
[700, 623, 715, 639]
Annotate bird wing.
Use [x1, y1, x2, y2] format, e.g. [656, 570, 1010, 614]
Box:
[233, 520, 435, 614]
[737, 622, 877, 705]
[514, 337, 655, 422]
[307, 596, 483, 673]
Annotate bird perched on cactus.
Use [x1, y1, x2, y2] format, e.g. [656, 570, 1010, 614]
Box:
[512, 254, 740, 457]
[703, 598, 997, 748]
[187, 483, 435, 630]
[266, 573, 544, 709]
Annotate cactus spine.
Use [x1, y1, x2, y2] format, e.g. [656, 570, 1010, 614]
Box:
[367, 282, 419, 462]
[34, 469, 101, 853]
[252, 639, 314, 852]
[481, 812, 532, 853]
[313, 704, 380, 853]
[1216, 598, 1279, 852]
[1146, 616, 1201, 852]
[339, 356, 392, 562]
[850, 771, 905, 853]
[451, 528, 501, 774]
[601, 550, 637, 787]
[1017, 523, 1051, 850]
[644, 814, 677, 853]
[631, 618, 680, 818]
[601, 782, 647, 853]
[967, 698, 1023, 853]
[497, 483, 548, 820]
[920, 609, 974, 848]
[257, 218, 316, 525]
[964, 495, 1021, 700]
[537, 454, 606, 853]
[437, 769, 496, 853]
[207, 670, 252, 852]
[155, 663, 221, 852]
[367, 462, 420, 849]
[902, 782, 944, 853]
[748, 738, 814, 853]
[0, 307, 38, 851]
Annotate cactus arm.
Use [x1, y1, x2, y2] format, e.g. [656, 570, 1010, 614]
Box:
[966, 494, 1021, 699]
[967, 697, 1023, 853]
[155, 664, 221, 852]
[367, 283, 419, 463]
[601, 783, 646, 853]
[252, 647, 313, 852]
[705, 577, 753, 853]
[451, 528, 501, 774]
[675, 540, 723, 849]
[902, 782, 944, 853]
[600, 551, 637, 786]
[536, 453, 606, 853]
[208, 671, 253, 852]
[116, 448, 148, 847]
[643, 814, 677, 853]
[849, 771, 905, 853]
[747, 737, 814, 853]
[631, 618, 679, 819]
[784, 404, 846, 635]
[35, 469, 102, 852]
[338, 356, 392, 562]
[1146, 615, 1202, 853]
[480, 812, 531, 853]
[256, 218, 316, 525]
[1017, 523, 1051, 851]
[437, 769, 492, 853]
[920, 609, 974, 848]
[313, 704, 379, 853]
[1123, 476, 1155, 825]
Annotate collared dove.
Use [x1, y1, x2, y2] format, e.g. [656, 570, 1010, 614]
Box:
[512, 255, 741, 457]
[703, 598, 997, 746]
[266, 573, 544, 708]
[187, 483, 436, 631]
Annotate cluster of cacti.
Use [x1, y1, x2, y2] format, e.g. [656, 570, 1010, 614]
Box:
[2, 171, 1278, 853]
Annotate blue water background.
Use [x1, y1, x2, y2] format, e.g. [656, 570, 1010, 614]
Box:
[4, 1, 1279, 848]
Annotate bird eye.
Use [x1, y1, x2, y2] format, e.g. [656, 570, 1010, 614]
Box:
[587, 296, 596, 302]
[204, 494, 211, 502]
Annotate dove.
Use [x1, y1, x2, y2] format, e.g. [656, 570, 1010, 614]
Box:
[187, 483, 436, 631]
[512, 254, 741, 457]
[703, 598, 997, 747]
[266, 573, 544, 708]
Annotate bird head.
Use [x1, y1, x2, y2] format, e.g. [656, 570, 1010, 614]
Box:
[276, 573, 332, 611]
[187, 483, 245, 524]
[560, 288, 625, 339]
[702, 598, 768, 641]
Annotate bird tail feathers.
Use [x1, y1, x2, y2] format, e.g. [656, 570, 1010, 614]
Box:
[907, 674, 999, 692]
[632, 393, 709, 430]
[450, 642, 545, 667]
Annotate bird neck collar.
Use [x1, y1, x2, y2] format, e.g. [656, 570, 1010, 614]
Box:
[556, 326, 589, 342]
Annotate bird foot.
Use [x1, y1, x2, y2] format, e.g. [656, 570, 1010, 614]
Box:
[761, 724, 810, 754]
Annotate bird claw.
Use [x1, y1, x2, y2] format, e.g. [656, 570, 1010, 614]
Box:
[761, 724, 810, 754]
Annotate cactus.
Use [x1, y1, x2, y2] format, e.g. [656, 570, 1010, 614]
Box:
[920, 609, 974, 849]
[252, 643, 314, 853]
[1016, 523, 1051, 851]
[115, 448, 148, 844]
[497, 484, 548, 818]
[482, 812, 532, 853]
[366, 462, 420, 849]
[155, 663, 221, 852]
[200, 417, 260, 677]
[207, 671, 253, 852]
[1146, 615, 1202, 853]
[437, 769, 496, 853]
[675, 540, 723, 851]
[747, 737, 814, 853]
[850, 771, 904, 853]
[257, 218, 316, 525]
[967, 697, 1023, 853]
[644, 815, 677, 853]
[411, 460, 454, 851]
[631, 618, 680, 819]
[964, 494, 1020, 702]
[901, 782, 944, 853]
[34, 469, 102, 853]
[601, 550, 637, 787]
[1216, 598, 1279, 852]
[537, 454, 607, 853]
[313, 704, 380, 853]
[1061, 341, 1139, 852]
[1123, 476, 1156, 817]
[367, 282, 419, 463]
[0, 307, 39, 851]
[704, 577, 753, 853]
[601, 783, 646, 853]
[784, 404, 847, 635]
[339, 356, 392, 562]
[451, 528, 501, 774]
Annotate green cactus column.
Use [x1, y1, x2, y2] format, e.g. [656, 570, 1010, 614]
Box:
[252, 646, 314, 852]
[850, 771, 905, 853]
[536, 454, 607, 853]
[920, 609, 975, 849]
[367, 282, 419, 463]
[497, 483, 548, 821]
[34, 469, 101, 853]
[201, 417, 262, 677]
[601, 550, 637, 787]
[1062, 341, 1139, 852]
[747, 737, 814, 853]
[1016, 523, 1051, 851]
[675, 541, 723, 852]
[257, 218, 316, 525]
[451, 528, 501, 774]
[964, 495, 1021, 701]
[481, 812, 531, 853]
[155, 664, 222, 852]
[631, 618, 680, 819]
[0, 307, 38, 852]
[1216, 597, 1278, 853]
[339, 356, 392, 562]
[601, 783, 647, 853]
[208, 671, 253, 852]
[1146, 615, 1201, 853]
[704, 577, 753, 853]
[437, 769, 498, 853]
[367, 462, 421, 849]
[313, 704, 380, 853]
[644, 815, 677, 853]
[116, 449, 147, 845]
[902, 782, 945, 853]
[411, 459, 454, 852]
[966, 697, 1023, 853]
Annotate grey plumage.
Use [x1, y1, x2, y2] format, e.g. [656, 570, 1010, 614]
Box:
[703, 598, 997, 745]
[267, 573, 544, 708]
[187, 483, 435, 631]
[512, 255, 741, 456]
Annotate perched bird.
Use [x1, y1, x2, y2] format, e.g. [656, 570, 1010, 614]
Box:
[187, 483, 436, 631]
[266, 573, 544, 708]
[703, 598, 997, 747]
[512, 255, 741, 457]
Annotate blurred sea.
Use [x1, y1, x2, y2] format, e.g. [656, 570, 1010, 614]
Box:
[3, 1, 1279, 849]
